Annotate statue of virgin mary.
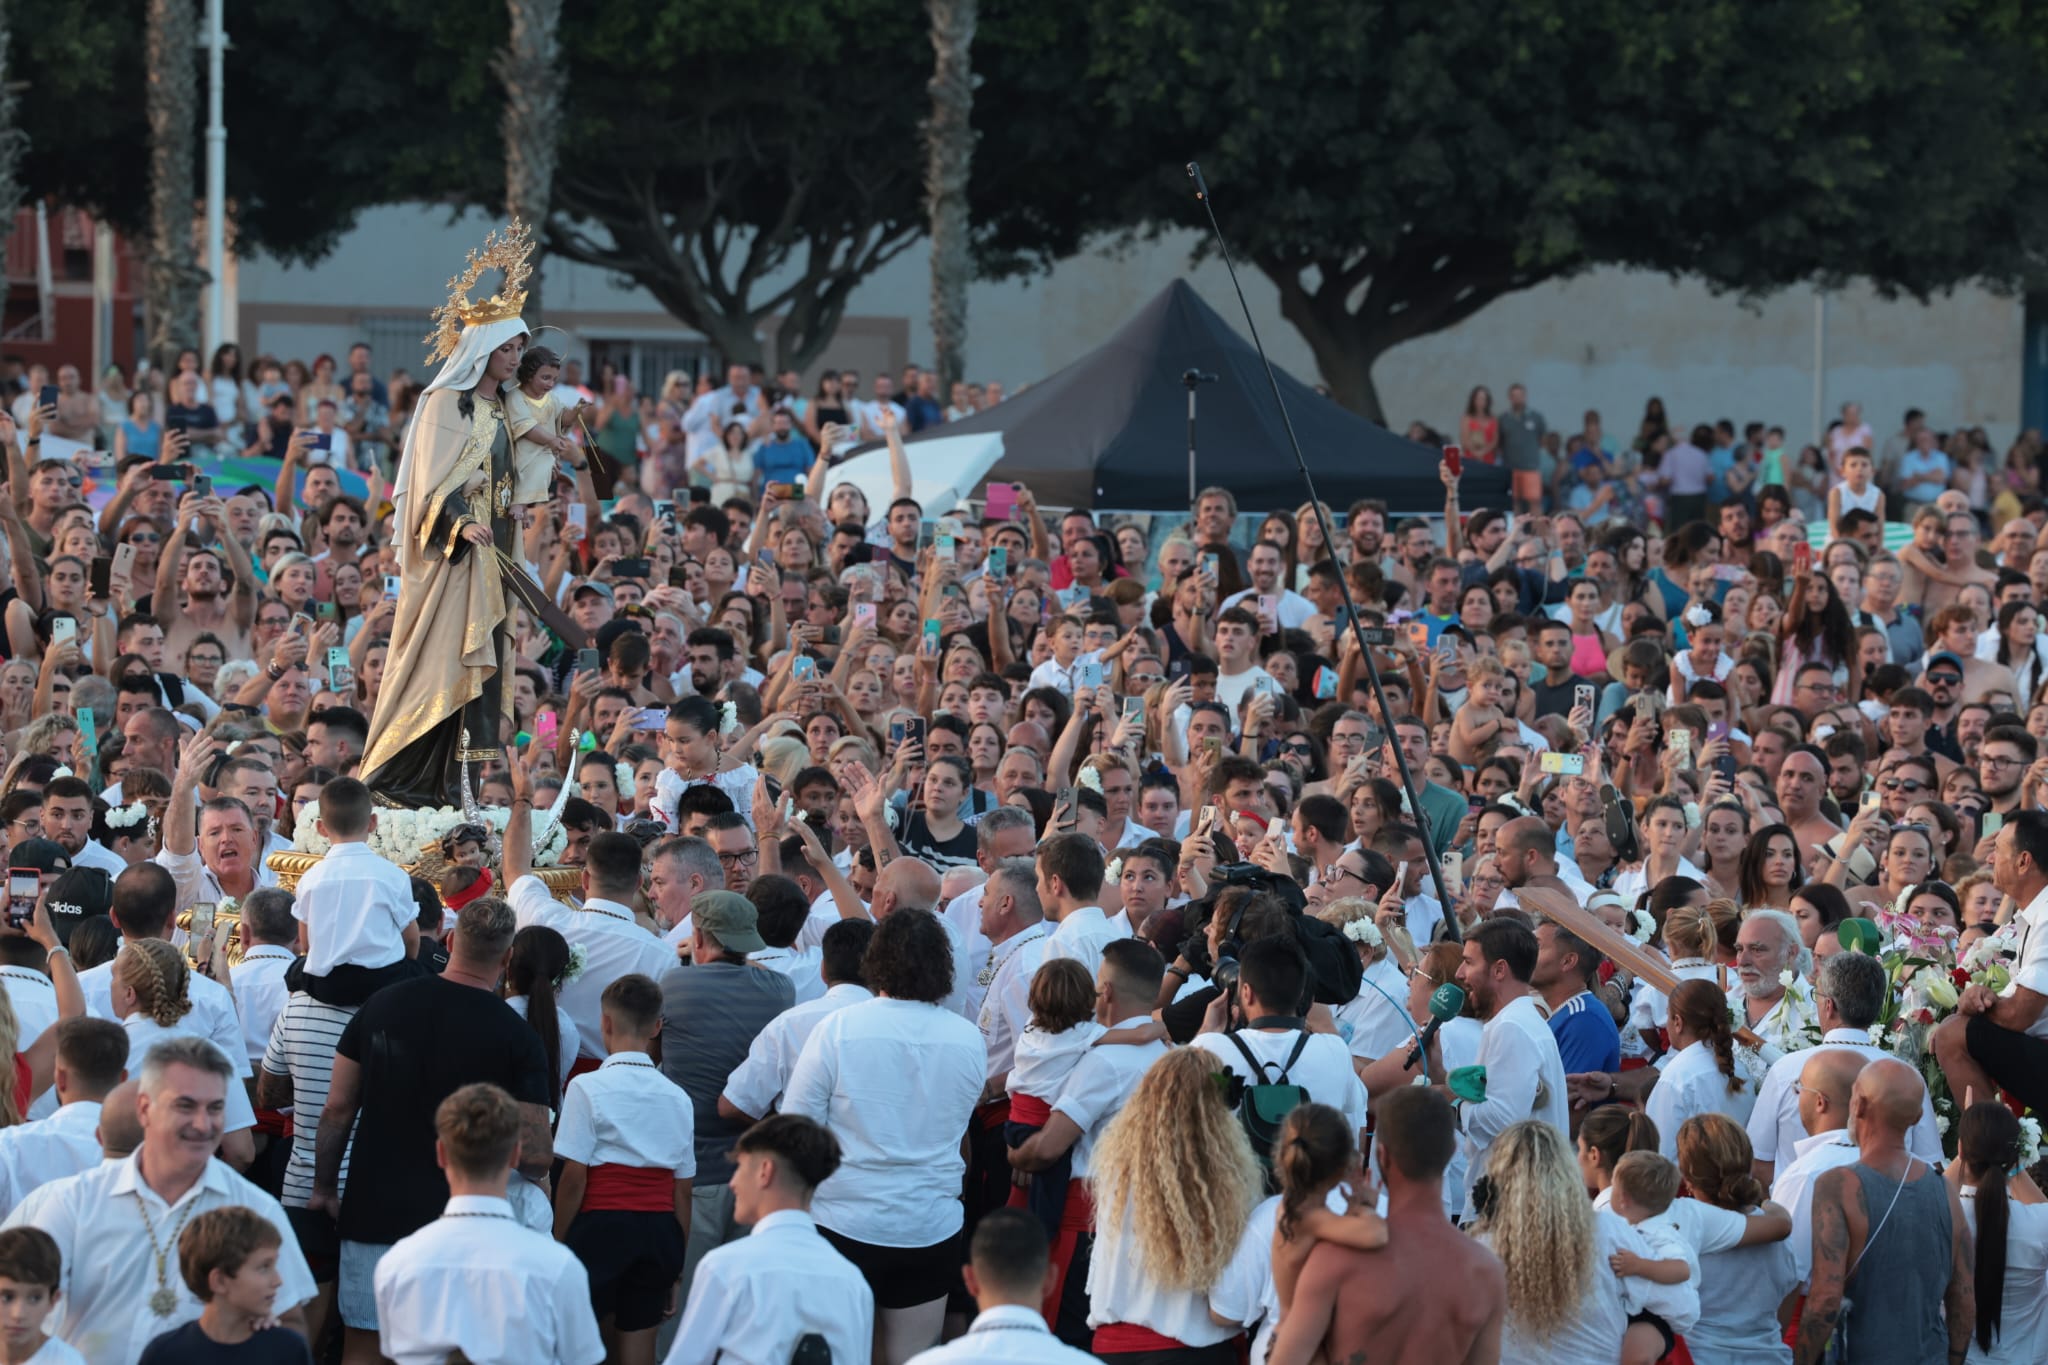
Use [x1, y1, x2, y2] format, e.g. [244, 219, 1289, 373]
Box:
[361, 221, 582, 808]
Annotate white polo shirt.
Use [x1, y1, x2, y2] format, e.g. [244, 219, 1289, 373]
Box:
[292, 840, 416, 975]
[229, 944, 296, 1067]
[2007, 884, 2048, 1037]
[722, 984, 872, 1120]
[82, 953, 250, 1079]
[0, 1100, 100, 1221]
[1047, 1023, 1168, 1177]
[784, 996, 984, 1248]
[665, 1209, 872, 1365]
[1042, 904, 1130, 979]
[374, 1194, 604, 1365]
[555, 1052, 696, 1179]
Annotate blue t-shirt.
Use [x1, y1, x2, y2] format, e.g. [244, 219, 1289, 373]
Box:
[1415, 609, 1458, 647]
[1547, 989, 1621, 1074]
[753, 434, 815, 487]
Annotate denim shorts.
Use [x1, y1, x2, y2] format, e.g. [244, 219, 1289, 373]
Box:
[336, 1238, 394, 1330]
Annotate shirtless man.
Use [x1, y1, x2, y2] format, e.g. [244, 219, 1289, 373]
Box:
[1775, 745, 1843, 864]
[1914, 513, 1997, 617]
[1266, 1087, 1504, 1365]
[155, 493, 258, 662]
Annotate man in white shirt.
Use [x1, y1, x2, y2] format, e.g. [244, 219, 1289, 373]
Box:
[37, 778, 123, 878]
[0, 1018, 125, 1219]
[665, 1113, 872, 1365]
[374, 1082, 603, 1365]
[81, 865, 249, 1095]
[1726, 908, 1816, 1057]
[507, 822, 674, 1059]
[1934, 813, 2048, 1117]
[1194, 936, 1371, 1144]
[1750, 950, 1941, 1177]
[744, 874, 826, 1004]
[720, 920, 876, 1123]
[1009, 941, 1172, 1337]
[228, 889, 298, 1070]
[906, 1208, 1097, 1365]
[1210, 607, 1276, 713]
[1037, 834, 1130, 978]
[1221, 542, 1317, 631]
[156, 739, 279, 914]
[5, 1035, 315, 1363]
[1454, 918, 1570, 1205]
[680, 363, 762, 461]
[1768, 1047, 1866, 1285]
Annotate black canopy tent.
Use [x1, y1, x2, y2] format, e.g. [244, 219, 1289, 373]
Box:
[889, 279, 1510, 513]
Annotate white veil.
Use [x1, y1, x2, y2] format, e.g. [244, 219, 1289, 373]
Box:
[389, 316, 530, 572]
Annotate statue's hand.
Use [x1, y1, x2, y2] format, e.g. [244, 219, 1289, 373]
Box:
[461, 522, 494, 547]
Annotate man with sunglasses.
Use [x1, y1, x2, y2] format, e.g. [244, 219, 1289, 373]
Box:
[1874, 754, 1939, 822]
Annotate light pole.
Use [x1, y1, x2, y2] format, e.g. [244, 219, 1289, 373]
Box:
[201, 0, 227, 353]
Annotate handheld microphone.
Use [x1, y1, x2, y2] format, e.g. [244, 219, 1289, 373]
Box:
[1404, 982, 1466, 1070]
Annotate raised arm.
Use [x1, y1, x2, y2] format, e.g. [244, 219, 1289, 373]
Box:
[504, 750, 535, 886]
[879, 406, 912, 501]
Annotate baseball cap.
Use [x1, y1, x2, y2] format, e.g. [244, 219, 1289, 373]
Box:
[42, 866, 112, 946]
[1926, 651, 1965, 673]
[572, 581, 615, 604]
[8, 840, 71, 876]
[691, 890, 766, 954]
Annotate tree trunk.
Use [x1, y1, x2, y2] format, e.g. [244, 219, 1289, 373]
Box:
[1266, 260, 1388, 426]
[497, 0, 565, 321]
[0, 1, 25, 260]
[924, 0, 977, 389]
[144, 0, 200, 373]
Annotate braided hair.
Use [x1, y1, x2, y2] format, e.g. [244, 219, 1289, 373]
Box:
[1668, 977, 1742, 1094]
[116, 940, 193, 1030]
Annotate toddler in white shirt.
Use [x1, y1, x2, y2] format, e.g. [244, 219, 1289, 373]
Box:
[289, 779, 421, 1006]
[1607, 1150, 1700, 1365]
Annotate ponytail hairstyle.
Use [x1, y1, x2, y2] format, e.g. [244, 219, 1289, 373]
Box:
[1960, 1100, 2022, 1353]
[504, 926, 572, 1109]
[116, 940, 192, 1030]
[1675, 1113, 1766, 1212]
[1669, 977, 1742, 1094]
[1662, 897, 1738, 964]
[1578, 1105, 1659, 1186]
[1273, 1102, 1354, 1241]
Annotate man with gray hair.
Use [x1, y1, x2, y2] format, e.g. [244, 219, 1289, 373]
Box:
[1727, 908, 1814, 1054]
[944, 806, 1038, 1016]
[4, 1036, 317, 1359]
[230, 887, 300, 1068]
[648, 835, 726, 949]
[310, 897, 554, 1361]
[1746, 949, 1942, 1181]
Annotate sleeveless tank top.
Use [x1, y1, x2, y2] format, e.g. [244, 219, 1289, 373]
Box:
[1842, 1159, 1951, 1363]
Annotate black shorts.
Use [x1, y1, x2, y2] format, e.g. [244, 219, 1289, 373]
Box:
[286, 1205, 340, 1283]
[565, 1209, 686, 1332]
[817, 1226, 962, 1309]
[1626, 1308, 1675, 1359]
[1966, 1014, 2048, 1114]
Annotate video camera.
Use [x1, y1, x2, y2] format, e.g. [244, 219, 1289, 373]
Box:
[1180, 863, 1360, 1009]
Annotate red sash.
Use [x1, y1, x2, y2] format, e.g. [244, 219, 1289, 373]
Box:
[1093, 1323, 1190, 1353]
[1009, 1093, 1053, 1127]
[582, 1163, 674, 1213]
[1003, 1177, 1095, 1325]
[254, 1106, 292, 1139]
[566, 1054, 603, 1084]
[975, 1097, 1011, 1130]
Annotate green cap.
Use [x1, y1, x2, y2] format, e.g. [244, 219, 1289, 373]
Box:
[1837, 918, 1883, 956]
[692, 890, 766, 954]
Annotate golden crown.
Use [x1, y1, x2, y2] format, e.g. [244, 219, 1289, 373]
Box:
[425, 219, 534, 365]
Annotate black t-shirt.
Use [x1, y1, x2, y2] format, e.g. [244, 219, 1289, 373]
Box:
[334, 975, 550, 1244]
[1529, 672, 1594, 718]
[897, 810, 978, 871]
[138, 1321, 314, 1364]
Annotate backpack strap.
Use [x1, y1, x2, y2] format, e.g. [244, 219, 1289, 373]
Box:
[1273, 1029, 1313, 1085]
[1223, 1030, 1274, 1081]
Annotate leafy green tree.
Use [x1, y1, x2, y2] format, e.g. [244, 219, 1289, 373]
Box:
[1042, 0, 2048, 423]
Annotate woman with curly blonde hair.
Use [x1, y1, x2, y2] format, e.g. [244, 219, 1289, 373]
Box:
[1476, 1119, 1691, 1364]
[1088, 1047, 1261, 1361]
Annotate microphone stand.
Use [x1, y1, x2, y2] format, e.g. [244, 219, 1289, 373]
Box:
[1185, 161, 1461, 940]
[1182, 367, 1217, 504]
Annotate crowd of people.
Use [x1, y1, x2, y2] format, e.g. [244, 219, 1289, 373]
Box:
[0, 345, 2039, 1365]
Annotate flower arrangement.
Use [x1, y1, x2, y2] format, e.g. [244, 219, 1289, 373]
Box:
[1848, 910, 2024, 1156]
[293, 803, 569, 868]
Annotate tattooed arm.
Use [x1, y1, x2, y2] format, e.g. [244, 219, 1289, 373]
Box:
[1794, 1167, 1862, 1365]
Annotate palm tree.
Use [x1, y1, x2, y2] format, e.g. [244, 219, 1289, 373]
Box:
[0, 2, 24, 259]
[497, 0, 565, 318]
[144, 0, 201, 370]
[924, 0, 977, 389]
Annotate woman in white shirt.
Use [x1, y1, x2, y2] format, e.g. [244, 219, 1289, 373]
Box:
[1474, 1120, 1690, 1365]
[1955, 1100, 2048, 1364]
[1087, 1047, 1261, 1363]
[1644, 978, 1756, 1160]
[502, 925, 582, 1103]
